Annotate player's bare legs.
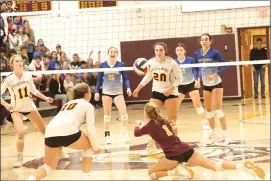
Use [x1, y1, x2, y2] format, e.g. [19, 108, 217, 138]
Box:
[148, 158, 193, 179]
[212, 88, 230, 145]
[187, 151, 265, 179]
[164, 98, 178, 136]
[141, 99, 163, 156]
[114, 95, 129, 142]
[102, 95, 113, 144]
[11, 112, 25, 168]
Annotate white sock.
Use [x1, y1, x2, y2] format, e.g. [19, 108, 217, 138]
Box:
[18, 152, 23, 159]
[236, 163, 244, 171]
[167, 169, 177, 176]
[223, 130, 228, 137]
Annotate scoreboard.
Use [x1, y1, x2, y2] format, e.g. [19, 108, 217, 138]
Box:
[15, 1, 52, 12]
[79, 1, 117, 8]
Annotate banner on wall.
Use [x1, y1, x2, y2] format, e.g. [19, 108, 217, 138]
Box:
[78, 1, 117, 9]
[182, 1, 270, 12]
[14, 1, 52, 12]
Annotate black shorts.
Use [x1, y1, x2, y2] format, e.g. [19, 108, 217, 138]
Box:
[45, 130, 81, 148]
[178, 81, 197, 95]
[203, 82, 223, 92]
[151, 91, 178, 102]
[166, 149, 194, 163]
[102, 93, 122, 99]
[11, 111, 31, 116]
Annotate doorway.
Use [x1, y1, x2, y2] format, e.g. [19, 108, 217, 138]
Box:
[238, 26, 270, 99]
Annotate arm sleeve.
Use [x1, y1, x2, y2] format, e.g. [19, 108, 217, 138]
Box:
[134, 123, 149, 137]
[171, 61, 183, 87]
[120, 64, 130, 89]
[139, 71, 152, 87]
[192, 58, 200, 79]
[85, 105, 99, 151]
[215, 51, 228, 75]
[29, 76, 39, 95]
[95, 65, 104, 93]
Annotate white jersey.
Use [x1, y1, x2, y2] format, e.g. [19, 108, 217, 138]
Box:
[45, 99, 99, 151]
[1, 72, 38, 112]
[140, 57, 183, 96]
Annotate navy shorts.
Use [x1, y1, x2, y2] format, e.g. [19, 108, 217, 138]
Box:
[178, 81, 197, 95]
[203, 82, 223, 92]
[45, 130, 81, 148]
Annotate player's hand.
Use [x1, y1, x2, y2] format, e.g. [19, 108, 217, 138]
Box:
[94, 93, 100, 101]
[207, 73, 218, 80]
[132, 88, 140, 98]
[46, 97, 54, 103]
[194, 80, 201, 88]
[94, 149, 101, 154]
[127, 88, 132, 97]
[164, 87, 174, 97]
[4, 104, 13, 111]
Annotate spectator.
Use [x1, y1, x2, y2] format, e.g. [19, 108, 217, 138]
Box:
[78, 60, 87, 78]
[63, 74, 74, 101]
[49, 74, 67, 106]
[48, 51, 62, 70]
[250, 38, 268, 99]
[8, 25, 20, 52]
[0, 47, 9, 72]
[21, 55, 29, 71]
[56, 44, 62, 60]
[71, 53, 80, 69]
[6, 1, 16, 13]
[43, 55, 50, 70]
[18, 26, 28, 47]
[62, 60, 70, 70]
[18, 46, 29, 65]
[12, 16, 24, 27]
[28, 51, 45, 85]
[59, 51, 71, 65]
[0, 13, 6, 47]
[24, 25, 35, 62]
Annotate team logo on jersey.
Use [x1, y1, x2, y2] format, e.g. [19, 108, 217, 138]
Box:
[23, 140, 269, 171]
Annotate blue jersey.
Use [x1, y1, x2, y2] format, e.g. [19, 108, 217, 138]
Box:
[175, 56, 199, 85]
[194, 48, 227, 86]
[95, 61, 130, 95]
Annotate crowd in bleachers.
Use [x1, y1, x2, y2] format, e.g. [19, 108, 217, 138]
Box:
[0, 1, 103, 125]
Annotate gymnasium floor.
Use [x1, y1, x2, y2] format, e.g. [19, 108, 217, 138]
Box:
[1, 98, 270, 180]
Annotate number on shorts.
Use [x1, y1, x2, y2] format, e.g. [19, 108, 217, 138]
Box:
[153, 73, 167, 82]
[61, 103, 78, 111]
[162, 125, 173, 136]
[18, 86, 29, 99]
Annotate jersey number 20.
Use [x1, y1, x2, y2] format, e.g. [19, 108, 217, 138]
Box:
[61, 103, 78, 111]
[153, 73, 166, 81]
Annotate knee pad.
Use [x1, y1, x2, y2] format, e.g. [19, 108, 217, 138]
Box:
[214, 110, 224, 119]
[205, 111, 215, 119]
[42, 164, 53, 176]
[16, 134, 25, 143]
[196, 106, 204, 115]
[120, 114, 128, 121]
[82, 148, 93, 158]
[104, 115, 111, 123]
[215, 161, 224, 171]
[149, 173, 157, 180]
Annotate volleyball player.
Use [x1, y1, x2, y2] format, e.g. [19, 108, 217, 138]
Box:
[194, 33, 230, 145]
[0, 55, 54, 168]
[175, 43, 210, 130]
[133, 42, 182, 156]
[27, 83, 101, 180]
[134, 102, 265, 180]
[95, 47, 132, 144]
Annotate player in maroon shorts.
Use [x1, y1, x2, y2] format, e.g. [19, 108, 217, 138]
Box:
[134, 102, 265, 180]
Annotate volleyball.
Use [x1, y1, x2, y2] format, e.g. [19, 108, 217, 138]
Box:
[133, 58, 149, 76]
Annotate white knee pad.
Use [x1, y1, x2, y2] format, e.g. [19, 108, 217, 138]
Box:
[82, 148, 93, 158]
[42, 164, 53, 176]
[205, 111, 215, 119]
[214, 110, 224, 119]
[104, 115, 111, 123]
[215, 161, 224, 171]
[120, 114, 128, 121]
[149, 173, 157, 180]
[16, 134, 25, 143]
[196, 106, 205, 115]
